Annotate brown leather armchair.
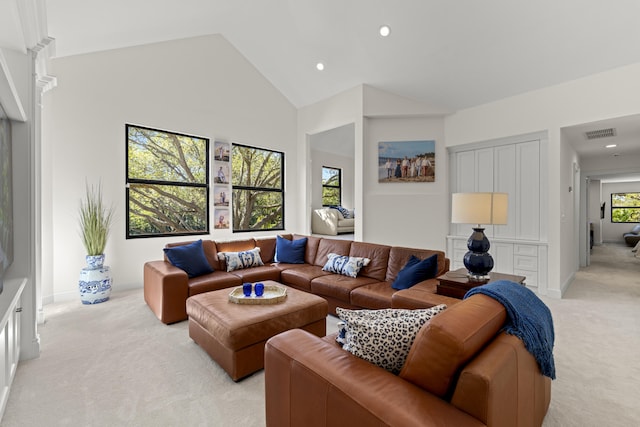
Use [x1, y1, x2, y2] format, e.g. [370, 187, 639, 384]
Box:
[265, 294, 551, 427]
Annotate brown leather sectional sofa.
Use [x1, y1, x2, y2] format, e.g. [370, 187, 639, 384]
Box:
[143, 234, 459, 324]
[145, 234, 552, 425]
[265, 293, 552, 427]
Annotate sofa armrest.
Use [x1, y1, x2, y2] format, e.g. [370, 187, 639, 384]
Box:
[143, 260, 189, 324]
[451, 333, 551, 427]
[265, 329, 484, 427]
[311, 208, 339, 235]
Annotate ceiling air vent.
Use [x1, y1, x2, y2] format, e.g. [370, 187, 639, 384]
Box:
[585, 128, 616, 139]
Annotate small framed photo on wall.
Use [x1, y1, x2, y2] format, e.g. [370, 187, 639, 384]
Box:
[214, 140, 230, 162]
[214, 186, 229, 207]
[214, 209, 230, 229]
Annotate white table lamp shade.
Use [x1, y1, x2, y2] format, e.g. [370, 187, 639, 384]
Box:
[451, 192, 508, 225]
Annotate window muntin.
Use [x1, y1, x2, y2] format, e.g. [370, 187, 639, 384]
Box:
[322, 166, 341, 206]
[231, 143, 284, 232]
[611, 192, 640, 223]
[126, 124, 209, 238]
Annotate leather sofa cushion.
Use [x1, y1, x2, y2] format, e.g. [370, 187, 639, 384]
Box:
[349, 281, 396, 309]
[188, 271, 242, 296]
[314, 238, 352, 267]
[349, 242, 391, 281]
[293, 234, 321, 265]
[280, 265, 331, 292]
[310, 274, 379, 301]
[229, 265, 281, 283]
[386, 247, 446, 282]
[391, 285, 461, 310]
[399, 294, 506, 398]
[255, 237, 277, 263]
[216, 238, 256, 253]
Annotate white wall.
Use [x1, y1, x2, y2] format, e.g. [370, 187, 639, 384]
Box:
[581, 151, 640, 176]
[44, 35, 297, 302]
[297, 86, 364, 239]
[309, 149, 354, 210]
[601, 181, 640, 243]
[560, 136, 580, 284]
[363, 116, 448, 250]
[298, 85, 450, 248]
[445, 62, 640, 297]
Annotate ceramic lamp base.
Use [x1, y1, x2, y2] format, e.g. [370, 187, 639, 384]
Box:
[463, 227, 494, 279]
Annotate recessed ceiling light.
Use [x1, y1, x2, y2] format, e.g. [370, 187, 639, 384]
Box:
[379, 25, 391, 37]
[605, 144, 617, 148]
[316, 62, 325, 71]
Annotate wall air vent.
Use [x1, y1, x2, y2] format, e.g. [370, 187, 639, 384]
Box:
[585, 128, 616, 139]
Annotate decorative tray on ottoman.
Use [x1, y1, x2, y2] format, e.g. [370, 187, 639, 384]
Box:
[228, 284, 288, 305]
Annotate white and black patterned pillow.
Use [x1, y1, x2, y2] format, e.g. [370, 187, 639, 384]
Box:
[217, 248, 264, 272]
[322, 253, 370, 278]
[335, 305, 447, 374]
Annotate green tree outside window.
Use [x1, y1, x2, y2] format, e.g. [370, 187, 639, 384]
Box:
[322, 167, 341, 206]
[611, 192, 640, 223]
[232, 144, 284, 231]
[126, 124, 209, 238]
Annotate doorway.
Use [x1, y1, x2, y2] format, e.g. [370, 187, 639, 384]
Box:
[307, 123, 355, 232]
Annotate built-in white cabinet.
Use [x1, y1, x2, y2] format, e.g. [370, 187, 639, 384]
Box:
[447, 132, 548, 293]
[0, 278, 25, 418]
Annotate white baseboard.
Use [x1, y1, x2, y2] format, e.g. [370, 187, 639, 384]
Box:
[47, 282, 143, 305]
[551, 272, 576, 298]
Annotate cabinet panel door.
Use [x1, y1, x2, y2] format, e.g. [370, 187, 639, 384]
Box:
[476, 148, 495, 235]
[492, 242, 514, 274]
[494, 144, 516, 239]
[456, 150, 476, 192]
[475, 148, 494, 192]
[454, 151, 476, 235]
[516, 141, 540, 240]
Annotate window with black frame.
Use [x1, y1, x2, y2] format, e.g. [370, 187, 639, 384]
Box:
[231, 143, 284, 232]
[611, 192, 640, 223]
[322, 166, 341, 206]
[126, 124, 209, 238]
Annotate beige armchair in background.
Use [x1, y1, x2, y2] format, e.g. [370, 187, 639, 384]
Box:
[311, 207, 355, 235]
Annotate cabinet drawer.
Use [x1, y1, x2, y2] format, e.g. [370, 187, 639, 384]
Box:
[514, 255, 538, 271]
[514, 244, 538, 257]
[514, 269, 537, 287]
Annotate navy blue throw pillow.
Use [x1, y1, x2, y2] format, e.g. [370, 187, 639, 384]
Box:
[391, 254, 438, 290]
[163, 239, 214, 278]
[274, 236, 307, 264]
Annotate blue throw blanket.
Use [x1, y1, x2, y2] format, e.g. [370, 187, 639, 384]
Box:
[465, 280, 556, 379]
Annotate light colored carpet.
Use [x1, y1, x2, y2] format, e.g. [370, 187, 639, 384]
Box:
[2, 243, 639, 426]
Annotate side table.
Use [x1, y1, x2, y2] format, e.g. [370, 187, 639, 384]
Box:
[436, 268, 526, 299]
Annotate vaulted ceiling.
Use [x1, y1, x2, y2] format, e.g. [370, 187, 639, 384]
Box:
[41, 0, 640, 111]
[2, 1, 640, 163]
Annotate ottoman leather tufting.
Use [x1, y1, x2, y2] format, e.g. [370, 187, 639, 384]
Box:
[186, 280, 328, 381]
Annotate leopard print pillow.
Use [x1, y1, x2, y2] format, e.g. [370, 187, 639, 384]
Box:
[336, 305, 447, 374]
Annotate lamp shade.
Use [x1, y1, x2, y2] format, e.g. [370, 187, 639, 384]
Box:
[451, 192, 508, 225]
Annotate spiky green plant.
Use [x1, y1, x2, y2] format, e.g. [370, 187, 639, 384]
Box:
[79, 183, 115, 256]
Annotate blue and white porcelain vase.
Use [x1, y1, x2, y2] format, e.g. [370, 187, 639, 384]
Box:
[79, 254, 112, 304]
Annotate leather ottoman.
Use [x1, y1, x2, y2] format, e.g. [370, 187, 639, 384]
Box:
[186, 281, 328, 381]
